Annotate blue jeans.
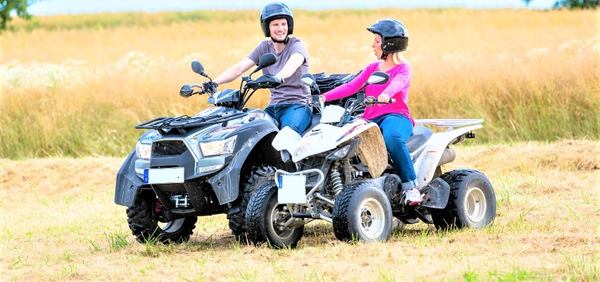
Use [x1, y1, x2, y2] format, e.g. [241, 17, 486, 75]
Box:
[265, 104, 312, 134]
[372, 114, 417, 190]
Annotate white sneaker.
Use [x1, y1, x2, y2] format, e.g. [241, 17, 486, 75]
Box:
[403, 188, 423, 206]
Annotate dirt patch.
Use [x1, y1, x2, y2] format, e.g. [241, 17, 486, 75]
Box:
[0, 157, 122, 195]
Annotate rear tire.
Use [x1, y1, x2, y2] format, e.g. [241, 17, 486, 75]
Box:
[245, 181, 304, 248]
[127, 193, 197, 244]
[431, 170, 496, 230]
[332, 182, 393, 242]
[228, 165, 276, 240]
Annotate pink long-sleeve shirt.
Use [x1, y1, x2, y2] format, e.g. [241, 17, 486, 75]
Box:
[323, 61, 414, 124]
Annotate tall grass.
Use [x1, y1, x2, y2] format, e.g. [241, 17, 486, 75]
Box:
[1, 9, 598, 158]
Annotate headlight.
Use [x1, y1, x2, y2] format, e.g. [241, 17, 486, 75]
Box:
[136, 141, 152, 159]
[199, 136, 237, 156]
[135, 130, 161, 159]
[329, 144, 352, 160]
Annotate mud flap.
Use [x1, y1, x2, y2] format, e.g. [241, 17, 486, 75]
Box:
[419, 178, 450, 209]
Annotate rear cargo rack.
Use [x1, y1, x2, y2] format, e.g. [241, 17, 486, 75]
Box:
[415, 119, 483, 129]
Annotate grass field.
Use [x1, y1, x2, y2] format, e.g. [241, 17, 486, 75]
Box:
[1, 140, 598, 281]
[1, 9, 599, 158]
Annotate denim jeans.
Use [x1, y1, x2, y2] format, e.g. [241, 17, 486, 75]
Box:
[372, 114, 417, 190]
[265, 104, 312, 134]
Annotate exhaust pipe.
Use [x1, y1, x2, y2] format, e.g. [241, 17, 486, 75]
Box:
[438, 148, 456, 166]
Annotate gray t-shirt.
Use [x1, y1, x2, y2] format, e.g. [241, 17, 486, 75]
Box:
[247, 37, 310, 105]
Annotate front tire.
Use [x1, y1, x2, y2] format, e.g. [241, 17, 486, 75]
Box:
[126, 193, 197, 244]
[332, 182, 393, 242]
[431, 170, 496, 230]
[245, 181, 304, 248]
[228, 165, 276, 240]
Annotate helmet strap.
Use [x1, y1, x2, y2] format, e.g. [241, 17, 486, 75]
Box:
[271, 36, 289, 44]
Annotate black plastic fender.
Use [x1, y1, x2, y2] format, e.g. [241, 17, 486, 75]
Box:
[420, 177, 451, 209]
[208, 119, 279, 205]
[114, 150, 147, 207]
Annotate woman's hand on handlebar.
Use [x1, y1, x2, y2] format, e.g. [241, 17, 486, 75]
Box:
[365, 95, 395, 105]
[377, 94, 391, 103]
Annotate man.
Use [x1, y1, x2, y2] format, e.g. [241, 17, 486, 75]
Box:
[208, 2, 312, 134]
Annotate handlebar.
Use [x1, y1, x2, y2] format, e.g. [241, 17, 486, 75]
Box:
[245, 75, 282, 90]
[335, 96, 397, 126]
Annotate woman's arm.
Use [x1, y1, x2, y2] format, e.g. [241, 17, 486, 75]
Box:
[323, 63, 376, 102]
[380, 65, 410, 99]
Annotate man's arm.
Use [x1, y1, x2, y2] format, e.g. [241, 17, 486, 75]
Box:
[213, 58, 256, 85]
[274, 53, 305, 80]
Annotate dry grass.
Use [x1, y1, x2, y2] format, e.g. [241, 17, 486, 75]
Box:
[1, 140, 598, 281]
[1, 9, 599, 158]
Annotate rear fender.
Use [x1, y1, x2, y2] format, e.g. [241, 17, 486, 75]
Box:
[413, 125, 482, 188]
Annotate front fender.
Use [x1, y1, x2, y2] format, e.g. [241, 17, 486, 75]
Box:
[208, 119, 279, 205]
[114, 150, 146, 207]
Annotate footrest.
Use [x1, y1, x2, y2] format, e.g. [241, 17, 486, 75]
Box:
[420, 178, 450, 209]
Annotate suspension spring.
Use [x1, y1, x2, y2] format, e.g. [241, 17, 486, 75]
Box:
[329, 169, 343, 196]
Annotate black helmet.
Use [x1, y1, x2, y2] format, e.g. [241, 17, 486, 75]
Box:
[260, 2, 294, 37]
[367, 19, 409, 54]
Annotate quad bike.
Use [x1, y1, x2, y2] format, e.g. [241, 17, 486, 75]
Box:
[244, 72, 497, 248]
[114, 53, 294, 243]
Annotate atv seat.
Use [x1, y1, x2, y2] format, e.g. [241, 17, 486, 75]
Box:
[271, 113, 321, 136]
[406, 125, 432, 153]
[305, 113, 321, 134]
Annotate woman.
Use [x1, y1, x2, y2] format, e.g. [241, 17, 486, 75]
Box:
[322, 19, 422, 205]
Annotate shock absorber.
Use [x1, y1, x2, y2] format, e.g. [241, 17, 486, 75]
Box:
[329, 168, 343, 196]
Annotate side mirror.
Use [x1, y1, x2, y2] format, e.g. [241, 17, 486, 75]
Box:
[257, 53, 277, 69]
[179, 84, 193, 97]
[249, 53, 277, 78]
[367, 71, 389, 85]
[191, 61, 205, 76]
[191, 60, 213, 81]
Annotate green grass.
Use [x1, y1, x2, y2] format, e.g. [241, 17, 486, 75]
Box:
[106, 231, 131, 252]
[464, 269, 541, 281]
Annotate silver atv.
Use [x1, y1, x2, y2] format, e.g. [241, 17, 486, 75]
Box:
[244, 72, 497, 248]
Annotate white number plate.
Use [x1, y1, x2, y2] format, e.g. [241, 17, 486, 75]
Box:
[277, 174, 307, 204]
[143, 168, 185, 184]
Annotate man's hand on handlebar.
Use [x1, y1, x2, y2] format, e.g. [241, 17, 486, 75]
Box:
[202, 81, 218, 94]
[246, 75, 283, 89]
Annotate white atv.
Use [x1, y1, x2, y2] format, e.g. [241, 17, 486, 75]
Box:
[244, 72, 496, 248]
